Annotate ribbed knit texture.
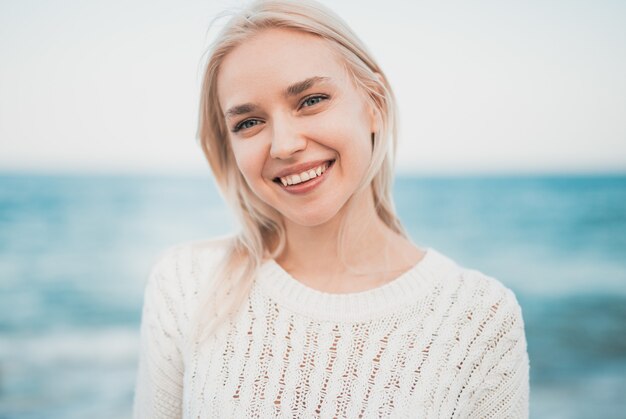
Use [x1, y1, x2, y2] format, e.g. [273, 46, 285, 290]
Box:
[133, 237, 530, 418]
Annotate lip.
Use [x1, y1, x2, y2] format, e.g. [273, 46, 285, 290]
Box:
[273, 159, 334, 180]
[275, 159, 335, 195]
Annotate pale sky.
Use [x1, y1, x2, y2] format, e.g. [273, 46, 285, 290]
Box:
[1, 0, 624, 175]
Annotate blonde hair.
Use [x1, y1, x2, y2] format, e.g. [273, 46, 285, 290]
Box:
[195, 0, 408, 341]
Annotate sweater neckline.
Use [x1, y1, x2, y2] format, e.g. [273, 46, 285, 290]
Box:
[255, 247, 458, 322]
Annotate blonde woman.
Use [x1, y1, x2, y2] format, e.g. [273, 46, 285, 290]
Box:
[133, 0, 530, 417]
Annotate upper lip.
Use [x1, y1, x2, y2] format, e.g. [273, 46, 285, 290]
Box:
[273, 159, 334, 180]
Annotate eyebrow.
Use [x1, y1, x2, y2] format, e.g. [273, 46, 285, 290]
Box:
[224, 103, 258, 119]
[284, 76, 330, 97]
[223, 76, 331, 119]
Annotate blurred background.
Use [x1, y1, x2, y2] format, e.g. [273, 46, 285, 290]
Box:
[1, 0, 625, 418]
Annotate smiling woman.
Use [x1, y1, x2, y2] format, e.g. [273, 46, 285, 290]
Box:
[132, 0, 530, 417]
[219, 28, 380, 229]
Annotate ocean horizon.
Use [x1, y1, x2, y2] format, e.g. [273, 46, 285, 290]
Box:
[1, 171, 625, 418]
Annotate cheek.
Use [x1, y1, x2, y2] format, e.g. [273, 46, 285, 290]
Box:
[333, 119, 373, 162]
[230, 142, 267, 183]
[331, 101, 374, 152]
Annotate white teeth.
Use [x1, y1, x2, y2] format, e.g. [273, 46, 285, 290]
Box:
[279, 161, 331, 186]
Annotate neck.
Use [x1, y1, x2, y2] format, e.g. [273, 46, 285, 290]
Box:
[275, 186, 409, 276]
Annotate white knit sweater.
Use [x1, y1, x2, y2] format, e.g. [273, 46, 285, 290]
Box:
[133, 237, 530, 418]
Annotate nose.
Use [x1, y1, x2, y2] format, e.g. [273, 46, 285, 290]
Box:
[269, 115, 307, 159]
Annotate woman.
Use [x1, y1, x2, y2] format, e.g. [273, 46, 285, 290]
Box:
[133, 0, 530, 417]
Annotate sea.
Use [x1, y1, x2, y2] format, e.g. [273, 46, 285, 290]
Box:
[0, 172, 624, 418]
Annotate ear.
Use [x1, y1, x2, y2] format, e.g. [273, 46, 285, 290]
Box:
[367, 96, 384, 135]
[368, 103, 379, 133]
[368, 72, 385, 133]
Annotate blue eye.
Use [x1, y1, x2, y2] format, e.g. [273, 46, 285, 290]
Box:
[233, 119, 261, 132]
[300, 95, 328, 108]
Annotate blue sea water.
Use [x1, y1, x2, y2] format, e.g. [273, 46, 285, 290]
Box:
[0, 172, 625, 418]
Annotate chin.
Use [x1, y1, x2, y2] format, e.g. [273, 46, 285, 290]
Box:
[282, 208, 341, 228]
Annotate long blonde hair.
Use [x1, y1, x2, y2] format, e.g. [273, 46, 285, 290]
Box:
[195, 0, 408, 341]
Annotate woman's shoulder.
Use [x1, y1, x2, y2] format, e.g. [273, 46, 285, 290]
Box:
[429, 253, 530, 417]
[145, 234, 237, 294]
[151, 234, 235, 269]
[431, 249, 524, 319]
[429, 251, 528, 382]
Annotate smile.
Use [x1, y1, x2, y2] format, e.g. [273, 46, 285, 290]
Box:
[273, 159, 335, 194]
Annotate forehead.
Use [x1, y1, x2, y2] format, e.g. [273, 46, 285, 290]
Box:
[217, 28, 347, 106]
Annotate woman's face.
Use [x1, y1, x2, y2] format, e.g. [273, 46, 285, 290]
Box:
[217, 28, 377, 227]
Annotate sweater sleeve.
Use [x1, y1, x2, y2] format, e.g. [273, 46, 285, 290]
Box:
[460, 284, 530, 418]
[133, 246, 188, 419]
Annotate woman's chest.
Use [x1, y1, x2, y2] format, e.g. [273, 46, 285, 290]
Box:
[181, 310, 472, 418]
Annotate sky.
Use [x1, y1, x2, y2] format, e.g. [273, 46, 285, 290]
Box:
[0, 0, 624, 175]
